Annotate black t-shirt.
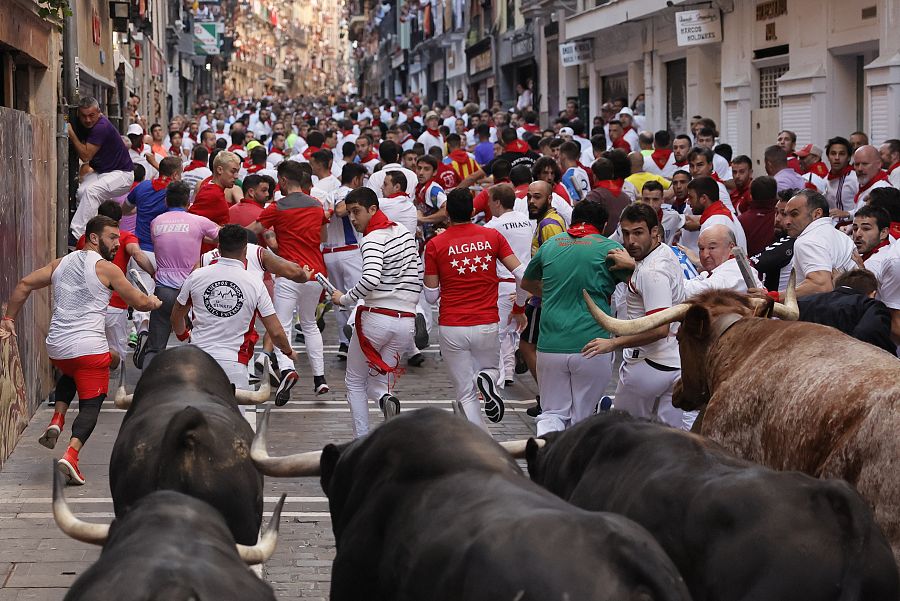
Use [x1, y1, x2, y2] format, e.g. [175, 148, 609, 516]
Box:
[750, 235, 794, 291]
[485, 150, 540, 176]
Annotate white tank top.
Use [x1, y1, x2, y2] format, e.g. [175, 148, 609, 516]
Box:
[46, 250, 112, 359]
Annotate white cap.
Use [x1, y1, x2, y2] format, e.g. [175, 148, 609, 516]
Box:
[616, 107, 634, 118]
[126, 123, 144, 136]
[559, 126, 575, 136]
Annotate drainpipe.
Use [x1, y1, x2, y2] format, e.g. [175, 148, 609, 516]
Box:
[60, 0, 79, 254]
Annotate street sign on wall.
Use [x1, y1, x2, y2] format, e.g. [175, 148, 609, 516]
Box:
[193, 22, 220, 55]
[559, 39, 592, 67]
[675, 9, 722, 46]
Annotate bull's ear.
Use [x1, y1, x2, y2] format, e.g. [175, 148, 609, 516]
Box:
[681, 305, 712, 340]
[319, 443, 342, 495]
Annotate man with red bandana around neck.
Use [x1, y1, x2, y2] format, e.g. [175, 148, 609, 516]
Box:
[729, 155, 754, 215]
[824, 135, 858, 217]
[417, 112, 444, 154]
[833, 145, 893, 225]
[879, 138, 900, 190]
[643, 130, 678, 179]
[456, 127, 540, 189]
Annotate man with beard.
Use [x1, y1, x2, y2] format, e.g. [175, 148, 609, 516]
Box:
[750, 188, 796, 292]
[851, 145, 892, 208]
[1, 216, 160, 484]
[825, 136, 858, 216]
[729, 155, 753, 214]
[853, 205, 893, 284]
[880, 139, 900, 189]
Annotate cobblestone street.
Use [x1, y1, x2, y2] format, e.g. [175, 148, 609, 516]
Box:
[0, 313, 540, 600]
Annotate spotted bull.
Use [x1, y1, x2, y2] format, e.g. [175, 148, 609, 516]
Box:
[52, 465, 284, 601]
[527, 412, 898, 601]
[585, 279, 900, 568]
[109, 346, 267, 545]
[252, 408, 692, 601]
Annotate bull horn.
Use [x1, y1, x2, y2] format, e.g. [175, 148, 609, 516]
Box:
[251, 409, 321, 477]
[583, 290, 690, 336]
[52, 462, 109, 545]
[771, 270, 799, 321]
[236, 493, 286, 565]
[499, 437, 546, 458]
[234, 355, 272, 404]
[114, 363, 133, 409]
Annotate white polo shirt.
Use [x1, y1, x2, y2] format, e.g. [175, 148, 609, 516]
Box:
[793, 217, 857, 282]
[684, 257, 762, 298]
[485, 209, 533, 278]
[177, 257, 275, 363]
[623, 243, 686, 368]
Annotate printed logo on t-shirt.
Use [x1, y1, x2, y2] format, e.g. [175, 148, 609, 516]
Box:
[203, 280, 244, 317]
[447, 241, 495, 275]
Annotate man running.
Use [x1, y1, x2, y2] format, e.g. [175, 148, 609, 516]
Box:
[1, 216, 160, 484]
[172, 225, 303, 411]
[330, 187, 422, 437]
[424, 188, 527, 430]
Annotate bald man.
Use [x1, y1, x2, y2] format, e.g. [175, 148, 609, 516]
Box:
[852, 145, 892, 209]
[683, 224, 762, 297]
[623, 151, 670, 203]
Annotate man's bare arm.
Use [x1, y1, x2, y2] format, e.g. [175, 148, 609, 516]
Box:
[98, 262, 161, 311]
[261, 250, 313, 283]
[126, 243, 156, 277]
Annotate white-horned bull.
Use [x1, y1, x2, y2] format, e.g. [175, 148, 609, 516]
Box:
[585, 273, 900, 567]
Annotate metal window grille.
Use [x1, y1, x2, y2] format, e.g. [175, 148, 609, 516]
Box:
[759, 64, 788, 108]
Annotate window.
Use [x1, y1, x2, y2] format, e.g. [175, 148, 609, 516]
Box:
[759, 64, 788, 109]
[666, 59, 686, 135]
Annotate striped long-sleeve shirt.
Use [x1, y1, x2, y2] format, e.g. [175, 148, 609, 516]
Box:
[340, 223, 422, 313]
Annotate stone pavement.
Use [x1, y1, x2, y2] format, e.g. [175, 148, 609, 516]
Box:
[0, 311, 542, 600]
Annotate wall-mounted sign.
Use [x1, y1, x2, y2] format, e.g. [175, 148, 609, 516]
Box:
[193, 22, 220, 56]
[675, 9, 722, 46]
[559, 39, 592, 67]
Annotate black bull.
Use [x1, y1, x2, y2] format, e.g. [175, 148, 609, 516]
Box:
[526, 412, 899, 601]
[254, 407, 692, 601]
[109, 346, 263, 545]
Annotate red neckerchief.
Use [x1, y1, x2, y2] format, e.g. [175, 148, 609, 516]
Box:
[567, 223, 600, 238]
[270, 147, 284, 155]
[426, 127, 441, 137]
[385, 191, 408, 199]
[700, 200, 734, 224]
[711, 172, 724, 184]
[372, 119, 381, 126]
[622, 125, 634, 136]
[729, 183, 751, 214]
[227, 144, 244, 153]
[862, 239, 890, 262]
[169, 147, 182, 156]
[887, 161, 900, 175]
[595, 179, 624, 196]
[656, 207, 664, 223]
[302, 145, 320, 160]
[215, 130, 225, 135]
[361, 151, 378, 163]
[246, 164, 266, 174]
[150, 177, 172, 192]
[890, 222, 900, 241]
[650, 149, 672, 170]
[185, 160, 206, 172]
[342, 129, 354, 136]
[415, 178, 441, 206]
[828, 164, 852, 180]
[854, 171, 889, 204]
[188, 134, 197, 142]
[133, 143, 144, 153]
[807, 161, 829, 178]
[449, 149, 471, 163]
[522, 123, 540, 133]
[400, 134, 412, 144]
[674, 159, 688, 167]
[363, 209, 396, 235]
[612, 137, 631, 151]
[505, 140, 529, 154]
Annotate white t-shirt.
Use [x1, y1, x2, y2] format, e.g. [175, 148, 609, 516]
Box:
[311, 174, 341, 200]
[712, 154, 733, 181]
[417, 130, 444, 154]
[379, 194, 419, 238]
[825, 170, 858, 212]
[869, 243, 900, 309]
[485, 210, 533, 279]
[182, 167, 213, 199]
[792, 217, 857, 283]
[684, 257, 762, 298]
[366, 163, 418, 197]
[201, 243, 266, 279]
[701, 212, 747, 253]
[176, 257, 275, 363]
[323, 186, 362, 247]
[623, 243, 686, 367]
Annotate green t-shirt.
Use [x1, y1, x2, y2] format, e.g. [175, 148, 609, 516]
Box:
[524, 232, 630, 354]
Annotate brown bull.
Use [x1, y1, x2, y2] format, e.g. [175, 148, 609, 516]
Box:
[584, 283, 900, 567]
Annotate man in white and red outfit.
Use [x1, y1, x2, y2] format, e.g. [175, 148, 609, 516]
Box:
[643, 130, 678, 179]
[880, 139, 900, 189]
[853, 145, 892, 207]
[423, 188, 527, 431]
[825, 136, 858, 217]
[355, 134, 380, 175]
[687, 176, 748, 252]
[181, 146, 213, 196]
[417, 112, 444, 154]
[330, 188, 422, 437]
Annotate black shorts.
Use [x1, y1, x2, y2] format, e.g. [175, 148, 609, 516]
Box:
[521, 304, 541, 345]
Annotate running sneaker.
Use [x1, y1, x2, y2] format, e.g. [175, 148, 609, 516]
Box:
[316, 302, 329, 332]
[57, 447, 85, 486]
[313, 375, 329, 395]
[127, 332, 138, 348]
[132, 331, 149, 369]
[514, 349, 528, 375]
[476, 371, 505, 423]
[407, 353, 425, 367]
[379, 394, 400, 419]
[526, 395, 542, 418]
[413, 314, 429, 350]
[39, 413, 65, 449]
[275, 370, 299, 406]
[336, 343, 348, 361]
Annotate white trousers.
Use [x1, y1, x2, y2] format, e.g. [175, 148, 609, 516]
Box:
[71, 170, 135, 238]
[105, 307, 128, 359]
[128, 251, 156, 332]
[613, 359, 684, 429]
[273, 278, 325, 375]
[496, 282, 517, 386]
[536, 351, 613, 436]
[345, 311, 414, 437]
[439, 323, 500, 432]
[324, 249, 363, 345]
[217, 358, 251, 418]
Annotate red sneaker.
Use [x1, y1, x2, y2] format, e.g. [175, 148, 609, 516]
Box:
[39, 413, 65, 450]
[57, 447, 85, 486]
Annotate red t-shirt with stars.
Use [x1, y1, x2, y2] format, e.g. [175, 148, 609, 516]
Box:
[424, 222, 515, 326]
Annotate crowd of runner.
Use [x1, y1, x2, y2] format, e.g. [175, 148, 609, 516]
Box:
[2, 91, 899, 484]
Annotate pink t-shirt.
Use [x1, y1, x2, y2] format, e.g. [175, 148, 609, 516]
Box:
[150, 208, 219, 288]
